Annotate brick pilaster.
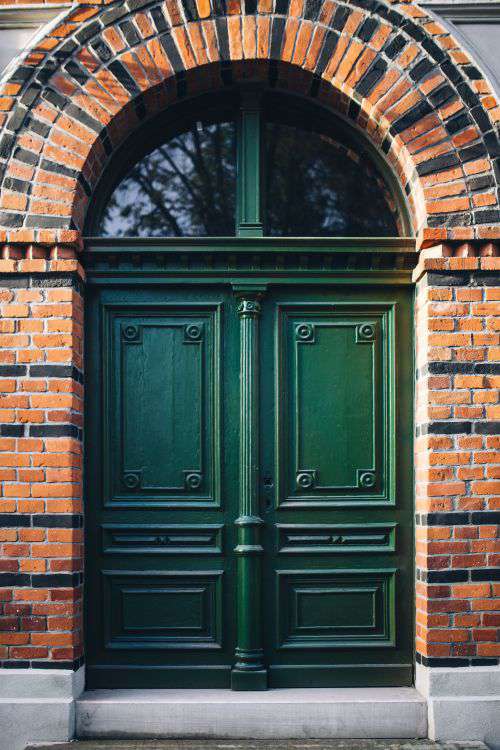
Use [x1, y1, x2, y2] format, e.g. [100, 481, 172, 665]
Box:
[0, 248, 84, 668]
[415, 250, 500, 666]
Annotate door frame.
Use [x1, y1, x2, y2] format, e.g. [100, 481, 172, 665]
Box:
[83, 236, 417, 689]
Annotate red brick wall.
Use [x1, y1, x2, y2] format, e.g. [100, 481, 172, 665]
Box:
[415, 248, 500, 666]
[0, 0, 499, 674]
[0, 252, 84, 668]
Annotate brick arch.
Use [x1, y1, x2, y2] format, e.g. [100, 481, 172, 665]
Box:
[0, 0, 499, 247]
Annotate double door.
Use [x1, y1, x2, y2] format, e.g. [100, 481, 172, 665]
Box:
[85, 283, 413, 689]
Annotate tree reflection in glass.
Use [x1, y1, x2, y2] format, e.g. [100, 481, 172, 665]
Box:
[265, 122, 399, 237]
[98, 120, 237, 237]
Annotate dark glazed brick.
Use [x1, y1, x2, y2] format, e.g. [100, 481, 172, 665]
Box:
[331, 6, 351, 32]
[464, 65, 482, 80]
[409, 59, 434, 83]
[474, 421, 500, 434]
[422, 570, 469, 583]
[484, 132, 500, 159]
[159, 33, 185, 74]
[424, 421, 472, 435]
[423, 512, 469, 526]
[471, 511, 500, 524]
[416, 152, 460, 177]
[31, 573, 82, 588]
[0, 514, 31, 527]
[0, 211, 23, 227]
[41, 87, 68, 111]
[0, 133, 15, 158]
[270, 17, 286, 59]
[215, 18, 230, 60]
[244, 0, 257, 14]
[64, 61, 89, 87]
[66, 104, 102, 134]
[33, 514, 83, 529]
[13, 147, 38, 166]
[390, 100, 433, 135]
[356, 58, 386, 97]
[108, 61, 141, 96]
[0, 425, 25, 437]
[471, 568, 500, 581]
[40, 159, 78, 179]
[91, 40, 113, 63]
[119, 20, 141, 45]
[422, 36, 446, 63]
[474, 209, 500, 225]
[470, 106, 493, 134]
[457, 81, 480, 109]
[75, 21, 102, 45]
[150, 6, 169, 32]
[0, 365, 27, 376]
[383, 34, 406, 60]
[275, 0, 289, 14]
[315, 31, 339, 76]
[445, 112, 471, 136]
[358, 17, 378, 42]
[429, 84, 456, 109]
[0, 573, 31, 586]
[29, 424, 81, 439]
[26, 216, 71, 229]
[303, 0, 322, 21]
[30, 364, 83, 382]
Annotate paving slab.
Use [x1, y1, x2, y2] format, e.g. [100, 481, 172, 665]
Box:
[25, 741, 490, 750]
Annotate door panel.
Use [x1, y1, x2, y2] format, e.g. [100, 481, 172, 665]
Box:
[85, 286, 239, 688]
[260, 287, 413, 688]
[106, 306, 221, 507]
[276, 305, 392, 506]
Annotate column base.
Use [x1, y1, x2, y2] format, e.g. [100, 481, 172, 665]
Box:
[231, 668, 268, 691]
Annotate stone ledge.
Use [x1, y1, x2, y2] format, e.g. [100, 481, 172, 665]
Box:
[25, 741, 491, 750]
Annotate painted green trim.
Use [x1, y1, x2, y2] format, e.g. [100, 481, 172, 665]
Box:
[85, 237, 416, 251]
[236, 89, 264, 237]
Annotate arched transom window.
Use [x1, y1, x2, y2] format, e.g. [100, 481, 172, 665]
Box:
[92, 90, 408, 239]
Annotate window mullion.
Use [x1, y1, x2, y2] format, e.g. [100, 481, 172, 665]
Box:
[236, 88, 263, 237]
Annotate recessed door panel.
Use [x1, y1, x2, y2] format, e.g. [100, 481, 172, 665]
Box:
[277, 569, 396, 649]
[105, 306, 221, 507]
[277, 305, 393, 506]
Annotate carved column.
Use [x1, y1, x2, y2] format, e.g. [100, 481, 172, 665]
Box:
[231, 293, 267, 690]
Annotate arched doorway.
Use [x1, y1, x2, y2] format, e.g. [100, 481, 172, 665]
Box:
[84, 86, 415, 691]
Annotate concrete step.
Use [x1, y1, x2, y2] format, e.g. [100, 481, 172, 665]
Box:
[75, 688, 428, 740]
[26, 741, 490, 750]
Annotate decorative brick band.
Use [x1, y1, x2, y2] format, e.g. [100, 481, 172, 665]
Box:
[0, 0, 498, 244]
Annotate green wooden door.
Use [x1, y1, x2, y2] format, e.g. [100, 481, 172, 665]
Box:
[85, 280, 413, 689]
[85, 285, 240, 688]
[260, 286, 414, 687]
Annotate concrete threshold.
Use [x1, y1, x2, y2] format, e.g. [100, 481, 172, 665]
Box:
[75, 688, 428, 740]
[26, 741, 490, 750]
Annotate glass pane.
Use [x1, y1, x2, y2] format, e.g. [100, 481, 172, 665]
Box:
[264, 115, 399, 237]
[97, 119, 236, 237]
